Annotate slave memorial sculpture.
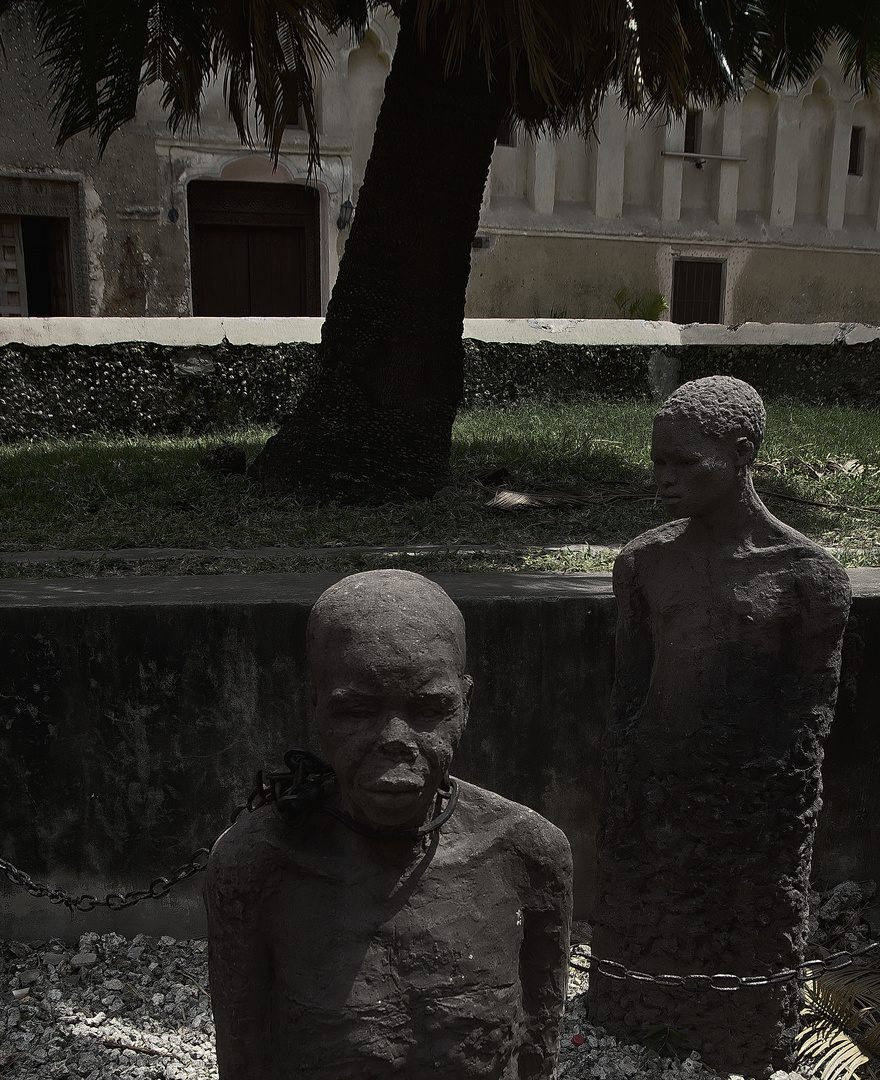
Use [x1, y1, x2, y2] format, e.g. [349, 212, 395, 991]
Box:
[588, 377, 851, 1076]
[205, 569, 572, 1079]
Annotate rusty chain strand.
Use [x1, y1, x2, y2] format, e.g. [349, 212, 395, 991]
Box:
[0, 850, 211, 913]
[569, 940, 880, 990]
[0, 750, 318, 915]
[2, 752, 878, 990]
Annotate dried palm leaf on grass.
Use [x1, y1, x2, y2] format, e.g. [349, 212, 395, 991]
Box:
[798, 963, 880, 1080]
[481, 475, 880, 515]
[483, 483, 656, 510]
[754, 457, 870, 479]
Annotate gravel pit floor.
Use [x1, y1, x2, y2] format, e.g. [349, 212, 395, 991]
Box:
[0, 931, 831, 1080]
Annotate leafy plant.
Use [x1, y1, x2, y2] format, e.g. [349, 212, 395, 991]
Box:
[642, 1022, 691, 1059]
[798, 964, 880, 1080]
[613, 287, 669, 321]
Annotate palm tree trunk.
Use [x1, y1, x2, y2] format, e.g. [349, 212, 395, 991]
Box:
[251, 5, 509, 501]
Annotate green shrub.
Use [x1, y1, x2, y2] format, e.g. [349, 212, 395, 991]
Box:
[3, 337, 880, 443]
[0, 342, 315, 441]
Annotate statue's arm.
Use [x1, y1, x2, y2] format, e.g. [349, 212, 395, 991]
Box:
[610, 548, 653, 729]
[517, 822, 574, 1079]
[204, 826, 273, 1080]
[792, 557, 852, 728]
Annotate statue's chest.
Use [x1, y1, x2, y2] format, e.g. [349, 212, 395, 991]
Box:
[646, 556, 799, 647]
[260, 854, 526, 1077]
[267, 852, 524, 1008]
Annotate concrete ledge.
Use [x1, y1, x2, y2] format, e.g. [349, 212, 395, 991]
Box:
[677, 321, 880, 346]
[0, 316, 325, 348]
[1, 570, 877, 940]
[1, 316, 878, 348]
[464, 318, 681, 346]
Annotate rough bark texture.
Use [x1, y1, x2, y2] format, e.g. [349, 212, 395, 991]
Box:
[251, 9, 508, 501]
[588, 493, 852, 1074]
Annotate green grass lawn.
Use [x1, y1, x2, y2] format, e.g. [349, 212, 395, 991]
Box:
[2, 399, 879, 577]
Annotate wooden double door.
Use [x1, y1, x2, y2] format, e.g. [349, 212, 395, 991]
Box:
[188, 181, 321, 316]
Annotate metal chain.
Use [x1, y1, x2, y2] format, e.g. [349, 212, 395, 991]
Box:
[2, 752, 878, 992]
[0, 748, 454, 914]
[0, 849, 210, 913]
[570, 940, 880, 990]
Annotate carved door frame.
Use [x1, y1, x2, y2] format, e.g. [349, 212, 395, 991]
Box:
[186, 179, 322, 316]
[0, 174, 89, 316]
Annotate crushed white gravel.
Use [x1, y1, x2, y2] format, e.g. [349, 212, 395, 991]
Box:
[0, 933, 816, 1080]
[1, 879, 873, 1079]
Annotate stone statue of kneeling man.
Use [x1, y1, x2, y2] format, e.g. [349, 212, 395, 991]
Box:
[205, 569, 572, 1080]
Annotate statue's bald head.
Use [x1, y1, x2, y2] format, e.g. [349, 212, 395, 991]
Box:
[307, 570, 467, 678]
[307, 571, 471, 831]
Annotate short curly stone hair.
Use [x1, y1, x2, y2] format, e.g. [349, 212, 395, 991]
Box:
[655, 376, 766, 450]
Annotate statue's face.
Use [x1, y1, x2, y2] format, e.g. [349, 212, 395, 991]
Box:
[651, 417, 748, 521]
[313, 621, 471, 833]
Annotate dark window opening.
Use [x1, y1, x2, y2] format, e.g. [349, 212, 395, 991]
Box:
[684, 110, 702, 155]
[0, 214, 72, 316]
[671, 259, 724, 324]
[496, 114, 516, 147]
[285, 102, 304, 129]
[849, 126, 865, 176]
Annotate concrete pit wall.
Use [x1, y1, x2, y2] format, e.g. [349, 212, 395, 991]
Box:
[2, 570, 878, 941]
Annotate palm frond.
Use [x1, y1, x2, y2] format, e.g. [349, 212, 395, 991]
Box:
[799, 964, 880, 1080]
[18, 0, 383, 161]
[413, 0, 880, 140]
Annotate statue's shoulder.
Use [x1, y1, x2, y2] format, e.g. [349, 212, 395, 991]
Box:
[766, 520, 851, 605]
[205, 806, 292, 899]
[453, 779, 572, 870]
[615, 521, 688, 576]
[621, 520, 688, 557]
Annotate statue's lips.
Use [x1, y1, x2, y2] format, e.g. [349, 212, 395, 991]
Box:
[365, 779, 424, 794]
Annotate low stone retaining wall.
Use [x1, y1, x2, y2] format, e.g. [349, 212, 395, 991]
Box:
[2, 570, 878, 940]
[2, 318, 879, 441]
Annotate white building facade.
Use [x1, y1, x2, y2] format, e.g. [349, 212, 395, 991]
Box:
[1, 8, 878, 324]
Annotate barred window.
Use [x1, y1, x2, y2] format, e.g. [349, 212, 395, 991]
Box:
[671, 259, 725, 324]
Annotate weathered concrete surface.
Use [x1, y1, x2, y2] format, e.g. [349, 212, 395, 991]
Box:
[0, 573, 613, 940]
[1, 571, 877, 941]
[0, 317, 325, 347]
[1, 316, 878, 349]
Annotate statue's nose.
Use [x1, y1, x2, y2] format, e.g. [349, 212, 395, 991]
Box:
[377, 714, 419, 754]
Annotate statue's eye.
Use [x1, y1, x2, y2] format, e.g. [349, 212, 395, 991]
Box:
[416, 696, 456, 721]
[328, 699, 374, 721]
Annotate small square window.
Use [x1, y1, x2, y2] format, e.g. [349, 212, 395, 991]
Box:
[849, 126, 865, 176]
[671, 258, 725, 324]
[684, 110, 702, 155]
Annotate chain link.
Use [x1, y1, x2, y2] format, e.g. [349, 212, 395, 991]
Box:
[570, 940, 880, 990]
[0, 849, 211, 913]
[2, 756, 878, 993]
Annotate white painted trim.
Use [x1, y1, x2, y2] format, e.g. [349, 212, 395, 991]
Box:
[2, 317, 878, 348]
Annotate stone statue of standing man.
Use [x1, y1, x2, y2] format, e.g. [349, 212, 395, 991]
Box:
[205, 569, 572, 1080]
[589, 377, 851, 1076]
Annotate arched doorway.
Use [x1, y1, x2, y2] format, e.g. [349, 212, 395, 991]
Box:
[187, 180, 321, 315]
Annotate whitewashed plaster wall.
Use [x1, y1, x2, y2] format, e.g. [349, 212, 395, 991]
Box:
[0, 8, 395, 317]
[2, 1, 879, 324]
[471, 54, 880, 322]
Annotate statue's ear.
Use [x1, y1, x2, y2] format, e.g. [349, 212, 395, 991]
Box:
[461, 675, 474, 720]
[735, 436, 757, 468]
